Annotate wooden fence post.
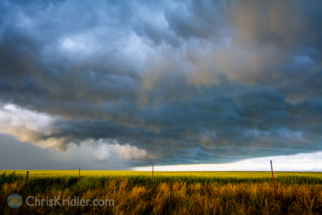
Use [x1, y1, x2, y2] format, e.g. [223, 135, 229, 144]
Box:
[26, 171, 29, 180]
[270, 160, 277, 201]
[79, 168, 80, 181]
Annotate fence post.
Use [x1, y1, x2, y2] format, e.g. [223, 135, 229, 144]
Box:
[26, 171, 29, 180]
[152, 163, 154, 191]
[270, 160, 277, 201]
[79, 168, 80, 181]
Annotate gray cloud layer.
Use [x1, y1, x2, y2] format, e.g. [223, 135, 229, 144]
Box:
[0, 0, 322, 164]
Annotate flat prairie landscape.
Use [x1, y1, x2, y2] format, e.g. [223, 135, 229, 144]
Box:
[1, 171, 322, 214]
[2, 1, 322, 214]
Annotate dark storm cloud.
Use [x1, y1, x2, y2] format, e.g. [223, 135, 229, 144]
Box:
[0, 0, 322, 164]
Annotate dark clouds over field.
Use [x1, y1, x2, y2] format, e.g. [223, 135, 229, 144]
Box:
[0, 0, 322, 165]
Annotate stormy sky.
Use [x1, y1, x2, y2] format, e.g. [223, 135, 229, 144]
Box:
[1, 0, 322, 169]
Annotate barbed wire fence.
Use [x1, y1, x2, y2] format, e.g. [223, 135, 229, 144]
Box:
[17, 160, 322, 197]
[20, 161, 322, 171]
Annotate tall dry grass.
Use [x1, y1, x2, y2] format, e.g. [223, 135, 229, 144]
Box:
[1, 177, 322, 215]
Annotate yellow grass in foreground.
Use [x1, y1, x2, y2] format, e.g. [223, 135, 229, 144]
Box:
[1, 179, 322, 215]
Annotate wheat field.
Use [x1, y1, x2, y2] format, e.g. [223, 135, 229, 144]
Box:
[2, 170, 322, 179]
[1, 171, 322, 214]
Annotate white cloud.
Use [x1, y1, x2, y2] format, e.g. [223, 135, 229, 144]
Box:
[0, 104, 56, 133]
[92, 144, 110, 161]
[0, 104, 76, 150]
[83, 139, 151, 161]
[0, 104, 55, 140]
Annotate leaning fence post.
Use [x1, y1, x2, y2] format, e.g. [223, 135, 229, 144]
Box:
[79, 168, 80, 181]
[270, 160, 277, 201]
[26, 171, 29, 180]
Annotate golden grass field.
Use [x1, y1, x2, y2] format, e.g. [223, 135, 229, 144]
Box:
[1, 170, 322, 214]
[2, 170, 322, 178]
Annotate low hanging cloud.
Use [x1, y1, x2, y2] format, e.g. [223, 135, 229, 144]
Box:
[0, 103, 74, 151]
[85, 139, 151, 161]
[0, 0, 322, 164]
